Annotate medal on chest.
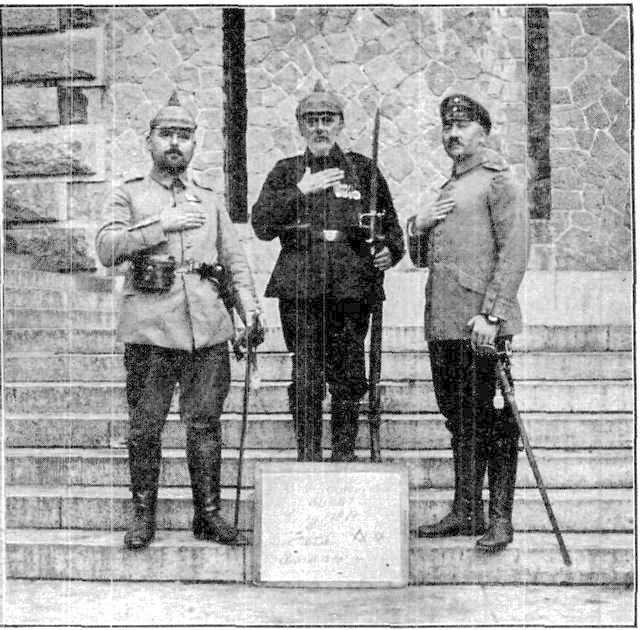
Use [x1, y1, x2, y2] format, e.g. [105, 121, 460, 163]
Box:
[333, 182, 361, 200]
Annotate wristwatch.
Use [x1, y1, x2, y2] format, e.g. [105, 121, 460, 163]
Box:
[484, 314, 500, 325]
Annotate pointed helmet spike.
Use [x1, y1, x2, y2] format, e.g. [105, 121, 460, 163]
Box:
[167, 90, 181, 107]
[150, 90, 197, 131]
[296, 80, 343, 120]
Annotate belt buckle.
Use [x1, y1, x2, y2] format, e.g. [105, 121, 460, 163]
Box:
[323, 229, 339, 242]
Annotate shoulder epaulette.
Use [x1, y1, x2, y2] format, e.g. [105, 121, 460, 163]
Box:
[192, 171, 214, 191]
[123, 174, 145, 184]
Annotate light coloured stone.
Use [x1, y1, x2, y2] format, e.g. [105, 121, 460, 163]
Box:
[327, 64, 368, 100]
[283, 39, 313, 76]
[584, 102, 610, 129]
[3, 29, 101, 84]
[269, 20, 295, 49]
[550, 58, 586, 89]
[5, 181, 67, 222]
[380, 144, 415, 182]
[3, 125, 105, 180]
[552, 105, 586, 129]
[3, 87, 60, 128]
[325, 31, 358, 63]
[2, 8, 59, 34]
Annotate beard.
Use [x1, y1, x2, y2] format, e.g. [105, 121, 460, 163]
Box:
[155, 150, 190, 174]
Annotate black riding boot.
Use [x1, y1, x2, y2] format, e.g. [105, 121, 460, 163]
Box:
[187, 426, 247, 545]
[419, 436, 487, 537]
[330, 400, 359, 462]
[124, 437, 161, 550]
[476, 434, 518, 551]
[294, 396, 323, 462]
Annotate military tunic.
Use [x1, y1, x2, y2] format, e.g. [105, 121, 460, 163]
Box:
[408, 152, 528, 340]
[96, 168, 259, 351]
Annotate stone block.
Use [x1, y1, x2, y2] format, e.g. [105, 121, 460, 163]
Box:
[550, 88, 571, 105]
[551, 105, 586, 129]
[3, 87, 59, 129]
[579, 6, 620, 37]
[5, 227, 96, 272]
[575, 129, 595, 151]
[426, 61, 454, 97]
[590, 130, 628, 171]
[584, 102, 610, 129]
[364, 56, 406, 94]
[3, 125, 105, 180]
[610, 111, 630, 153]
[611, 62, 630, 97]
[4, 181, 67, 224]
[570, 71, 607, 108]
[550, 58, 586, 89]
[2, 8, 59, 34]
[325, 31, 357, 63]
[3, 29, 101, 84]
[602, 17, 630, 56]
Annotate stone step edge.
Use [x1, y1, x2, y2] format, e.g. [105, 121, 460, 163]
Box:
[5, 447, 632, 460]
[8, 485, 632, 501]
[5, 411, 632, 421]
[6, 529, 634, 586]
[5, 379, 633, 387]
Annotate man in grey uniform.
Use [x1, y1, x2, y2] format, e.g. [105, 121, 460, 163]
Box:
[96, 93, 261, 550]
[408, 94, 529, 551]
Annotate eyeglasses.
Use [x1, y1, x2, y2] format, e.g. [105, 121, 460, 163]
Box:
[301, 114, 342, 127]
[156, 127, 194, 140]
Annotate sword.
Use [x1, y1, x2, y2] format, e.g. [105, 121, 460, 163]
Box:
[234, 313, 261, 529]
[360, 109, 385, 463]
[484, 341, 572, 566]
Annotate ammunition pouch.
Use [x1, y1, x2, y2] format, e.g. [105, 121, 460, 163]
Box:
[132, 254, 176, 292]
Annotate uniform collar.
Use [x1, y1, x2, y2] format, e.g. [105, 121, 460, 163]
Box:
[451, 151, 486, 178]
[149, 166, 190, 189]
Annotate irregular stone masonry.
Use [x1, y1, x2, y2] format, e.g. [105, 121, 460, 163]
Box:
[0, 7, 632, 271]
[548, 6, 630, 271]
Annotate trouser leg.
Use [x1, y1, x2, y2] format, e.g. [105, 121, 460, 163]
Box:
[280, 299, 325, 462]
[123, 344, 178, 550]
[180, 343, 246, 545]
[326, 299, 371, 462]
[419, 341, 491, 537]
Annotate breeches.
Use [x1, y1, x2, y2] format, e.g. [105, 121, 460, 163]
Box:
[428, 338, 517, 446]
[279, 298, 371, 407]
[124, 343, 230, 446]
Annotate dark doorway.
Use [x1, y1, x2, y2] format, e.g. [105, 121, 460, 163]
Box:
[223, 8, 247, 223]
[526, 7, 551, 220]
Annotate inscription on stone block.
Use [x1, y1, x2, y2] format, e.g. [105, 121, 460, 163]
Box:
[253, 462, 408, 587]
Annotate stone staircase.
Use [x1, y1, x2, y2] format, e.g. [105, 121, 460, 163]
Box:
[3, 255, 634, 584]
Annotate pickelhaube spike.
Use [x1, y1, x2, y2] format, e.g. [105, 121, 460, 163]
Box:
[149, 90, 197, 131]
[296, 79, 343, 119]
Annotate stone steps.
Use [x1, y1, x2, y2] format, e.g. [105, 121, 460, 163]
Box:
[3, 322, 632, 352]
[6, 486, 633, 533]
[5, 412, 633, 449]
[5, 448, 632, 489]
[6, 529, 633, 584]
[4, 380, 633, 414]
[3, 351, 633, 383]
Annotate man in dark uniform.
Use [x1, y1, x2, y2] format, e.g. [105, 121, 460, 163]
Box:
[408, 95, 529, 551]
[252, 82, 405, 462]
[96, 93, 262, 550]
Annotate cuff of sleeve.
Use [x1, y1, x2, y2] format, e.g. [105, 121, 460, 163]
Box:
[407, 216, 417, 237]
[127, 219, 167, 248]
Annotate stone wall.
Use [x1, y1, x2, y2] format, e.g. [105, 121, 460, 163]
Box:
[2, 8, 106, 270]
[546, 6, 631, 270]
[1, 6, 632, 273]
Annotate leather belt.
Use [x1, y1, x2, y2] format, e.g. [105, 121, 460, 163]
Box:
[175, 259, 205, 273]
[318, 229, 347, 242]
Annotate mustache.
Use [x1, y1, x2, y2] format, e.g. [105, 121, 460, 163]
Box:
[165, 149, 183, 156]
